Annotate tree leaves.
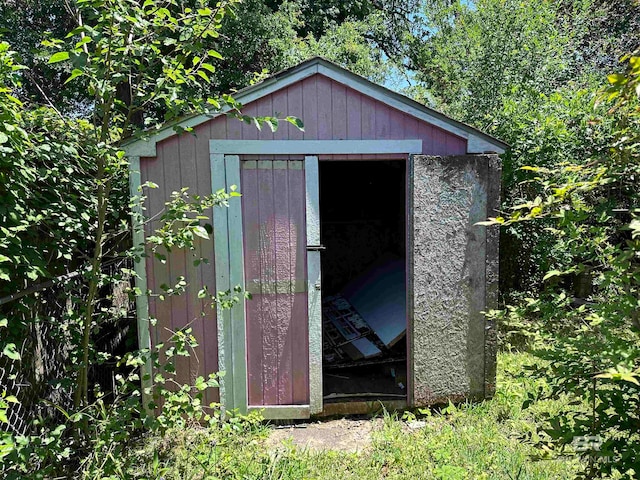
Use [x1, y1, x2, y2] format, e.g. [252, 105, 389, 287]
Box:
[192, 225, 209, 240]
[47, 51, 69, 64]
[285, 116, 304, 131]
[64, 69, 83, 84]
[2, 343, 20, 361]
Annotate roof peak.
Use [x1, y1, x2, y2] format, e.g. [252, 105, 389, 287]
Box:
[123, 57, 507, 158]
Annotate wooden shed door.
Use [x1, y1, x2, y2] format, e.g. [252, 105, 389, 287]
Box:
[239, 157, 322, 419]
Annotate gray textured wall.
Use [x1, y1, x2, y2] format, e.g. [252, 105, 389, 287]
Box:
[409, 155, 500, 405]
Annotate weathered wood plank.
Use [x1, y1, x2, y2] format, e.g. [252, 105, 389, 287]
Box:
[374, 101, 390, 159]
[346, 91, 362, 160]
[210, 115, 227, 140]
[361, 94, 376, 141]
[257, 160, 279, 405]
[446, 132, 467, 155]
[273, 162, 293, 404]
[389, 108, 405, 143]
[272, 87, 288, 161]
[211, 153, 232, 409]
[177, 131, 200, 386]
[248, 405, 311, 419]
[287, 82, 304, 141]
[128, 156, 152, 408]
[241, 103, 259, 141]
[419, 122, 434, 154]
[332, 82, 347, 140]
[402, 115, 419, 141]
[194, 122, 218, 404]
[317, 75, 332, 140]
[256, 96, 275, 142]
[225, 110, 242, 141]
[301, 75, 318, 141]
[159, 137, 185, 391]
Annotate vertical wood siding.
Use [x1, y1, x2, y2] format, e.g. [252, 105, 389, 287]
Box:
[205, 73, 467, 157]
[139, 72, 466, 402]
[141, 129, 218, 404]
[242, 161, 309, 406]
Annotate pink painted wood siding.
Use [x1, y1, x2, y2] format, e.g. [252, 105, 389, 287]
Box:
[242, 161, 309, 406]
[207, 73, 467, 158]
[139, 71, 466, 403]
[140, 123, 219, 405]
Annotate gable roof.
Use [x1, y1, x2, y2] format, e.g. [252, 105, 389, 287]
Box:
[123, 57, 507, 157]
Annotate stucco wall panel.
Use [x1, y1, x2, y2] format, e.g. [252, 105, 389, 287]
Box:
[410, 155, 499, 405]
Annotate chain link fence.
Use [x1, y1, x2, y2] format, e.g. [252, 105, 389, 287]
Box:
[0, 258, 135, 437]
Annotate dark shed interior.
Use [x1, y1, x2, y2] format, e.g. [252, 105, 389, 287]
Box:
[319, 160, 407, 401]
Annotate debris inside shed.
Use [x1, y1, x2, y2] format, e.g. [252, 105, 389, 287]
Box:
[320, 160, 407, 400]
[323, 294, 384, 362]
[322, 255, 406, 364]
[342, 255, 406, 349]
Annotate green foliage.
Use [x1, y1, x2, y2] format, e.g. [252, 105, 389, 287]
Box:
[0, 0, 79, 109]
[485, 53, 640, 478]
[44, 0, 242, 134]
[401, 0, 639, 293]
[0, 41, 102, 291]
[0, 0, 407, 113]
[266, 0, 376, 39]
[1, 0, 285, 476]
[272, 7, 393, 84]
[144, 185, 240, 259]
[209, 0, 299, 93]
[109, 353, 582, 479]
[0, 391, 18, 462]
[0, 326, 226, 479]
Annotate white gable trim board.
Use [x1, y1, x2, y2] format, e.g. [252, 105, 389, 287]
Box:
[122, 58, 507, 158]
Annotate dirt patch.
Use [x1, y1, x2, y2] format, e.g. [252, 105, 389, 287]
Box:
[265, 418, 385, 453]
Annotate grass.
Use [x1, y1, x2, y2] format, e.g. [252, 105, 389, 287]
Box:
[124, 352, 583, 479]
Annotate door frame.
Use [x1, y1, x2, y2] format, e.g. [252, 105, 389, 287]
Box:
[210, 139, 422, 419]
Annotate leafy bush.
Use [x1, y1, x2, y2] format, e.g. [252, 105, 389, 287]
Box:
[486, 52, 640, 478]
[0, 1, 278, 476]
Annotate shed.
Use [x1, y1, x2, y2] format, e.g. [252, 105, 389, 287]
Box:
[125, 57, 505, 419]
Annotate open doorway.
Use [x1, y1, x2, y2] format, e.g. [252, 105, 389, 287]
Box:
[319, 160, 407, 403]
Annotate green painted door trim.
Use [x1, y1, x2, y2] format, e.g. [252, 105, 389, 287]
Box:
[212, 153, 231, 411]
[211, 154, 248, 414]
[226, 155, 248, 414]
[127, 156, 153, 412]
[248, 405, 311, 420]
[305, 156, 323, 414]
